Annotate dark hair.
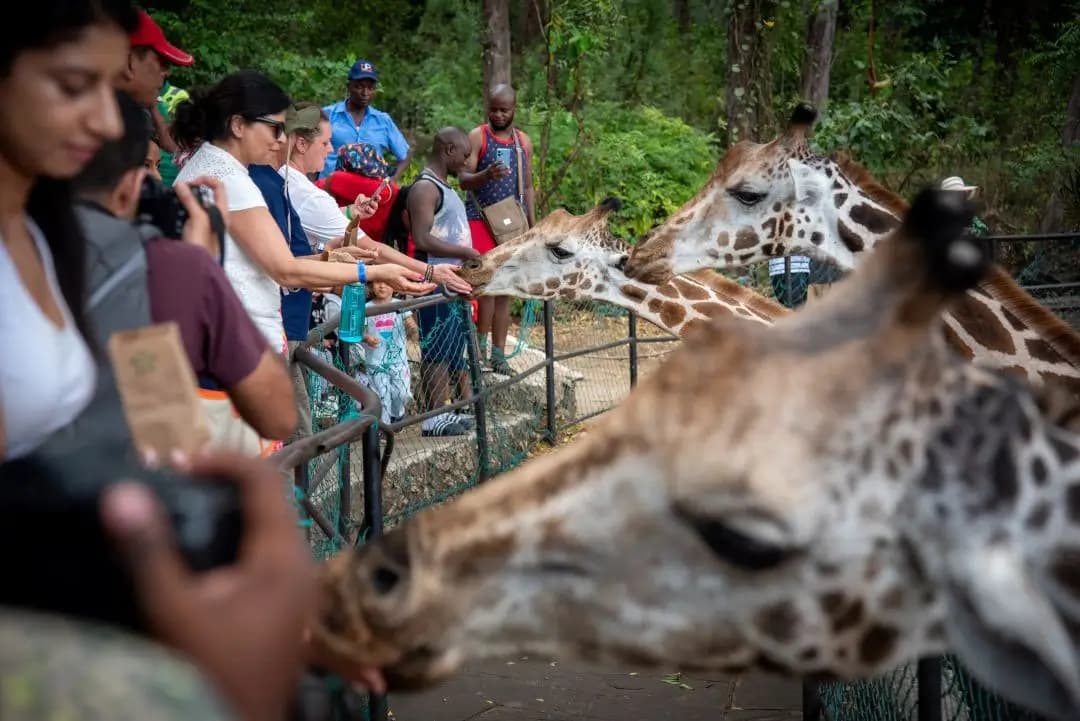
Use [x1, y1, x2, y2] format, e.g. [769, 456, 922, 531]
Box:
[172, 70, 292, 150]
[3, 1, 140, 348]
[72, 91, 150, 195]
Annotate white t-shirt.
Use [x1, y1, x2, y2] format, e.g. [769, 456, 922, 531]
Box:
[176, 142, 285, 351]
[0, 219, 97, 459]
[278, 165, 349, 251]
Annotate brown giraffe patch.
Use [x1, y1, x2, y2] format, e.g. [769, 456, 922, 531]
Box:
[621, 284, 648, 302]
[942, 324, 975, 359]
[660, 302, 687, 328]
[1026, 502, 1051, 529]
[833, 193, 848, 208]
[1052, 435, 1078, 465]
[672, 277, 710, 300]
[858, 625, 899, 666]
[734, 229, 758, 250]
[1001, 307, 1027, 332]
[1049, 548, 1080, 598]
[545, 278, 560, 290]
[739, 252, 755, 263]
[527, 283, 545, 295]
[716, 231, 731, 247]
[879, 586, 905, 611]
[1066, 483, 1080, 523]
[762, 243, 775, 255]
[837, 221, 865, 252]
[580, 278, 592, 290]
[820, 591, 846, 616]
[831, 599, 865, 633]
[755, 600, 799, 643]
[558, 287, 575, 299]
[1026, 338, 1061, 362]
[647, 298, 664, 314]
[761, 218, 778, 239]
[849, 203, 898, 234]
[657, 284, 679, 298]
[811, 231, 824, 245]
[693, 302, 729, 318]
[594, 283, 607, 294]
[948, 298, 1017, 354]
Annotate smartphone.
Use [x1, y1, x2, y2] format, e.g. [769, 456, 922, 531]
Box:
[494, 147, 513, 168]
[358, 177, 392, 211]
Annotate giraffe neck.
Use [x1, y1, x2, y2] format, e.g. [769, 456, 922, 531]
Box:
[832, 154, 1080, 393]
[609, 271, 786, 336]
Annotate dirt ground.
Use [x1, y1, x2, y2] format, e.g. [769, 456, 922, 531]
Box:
[388, 657, 803, 721]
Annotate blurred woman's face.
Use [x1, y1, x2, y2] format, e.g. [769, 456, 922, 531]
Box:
[0, 23, 128, 179]
[306, 120, 333, 175]
[237, 111, 286, 167]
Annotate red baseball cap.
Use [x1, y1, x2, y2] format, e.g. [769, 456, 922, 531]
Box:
[129, 11, 194, 67]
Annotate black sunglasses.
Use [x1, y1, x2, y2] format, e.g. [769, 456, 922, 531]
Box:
[252, 115, 286, 138]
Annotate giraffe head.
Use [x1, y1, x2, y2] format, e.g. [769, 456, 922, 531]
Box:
[310, 191, 1080, 720]
[624, 104, 903, 284]
[457, 197, 628, 300]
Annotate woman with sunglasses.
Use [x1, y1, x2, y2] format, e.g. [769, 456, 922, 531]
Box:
[172, 70, 434, 353]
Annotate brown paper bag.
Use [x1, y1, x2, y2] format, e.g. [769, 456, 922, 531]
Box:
[107, 322, 211, 457]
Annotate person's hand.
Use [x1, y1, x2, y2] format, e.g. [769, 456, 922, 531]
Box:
[367, 263, 438, 296]
[432, 264, 472, 295]
[101, 452, 316, 721]
[363, 335, 380, 348]
[178, 175, 229, 260]
[485, 161, 510, 181]
[331, 245, 380, 263]
[351, 193, 379, 221]
[323, 235, 346, 251]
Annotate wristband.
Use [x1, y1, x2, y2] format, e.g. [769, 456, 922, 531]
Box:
[357, 262, 366, 284]
[344, 205, 353, 220]
[424, 264, 434, 282]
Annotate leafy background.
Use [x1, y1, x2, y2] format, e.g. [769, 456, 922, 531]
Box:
[148, 0, 1080, 239]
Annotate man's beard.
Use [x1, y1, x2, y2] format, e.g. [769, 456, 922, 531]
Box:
[489, 116, 513, 131]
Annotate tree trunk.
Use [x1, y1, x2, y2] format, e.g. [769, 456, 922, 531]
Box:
[674, 0, 691, 36]
[725, 0, 773, 144]
[1039, 71, 1080, 232]
[483, 0, 512, 92]
[799, 0, 837, 111]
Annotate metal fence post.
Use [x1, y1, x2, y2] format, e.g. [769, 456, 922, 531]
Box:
[628, 311, 639, 388]
[543, 299, 557, 443]
[784, 255, 794, 308]
[917, 657, 943, 721]
[336, 340, 353, 541]
[463, 300, 491, 482]
[802, 679, 823, 721]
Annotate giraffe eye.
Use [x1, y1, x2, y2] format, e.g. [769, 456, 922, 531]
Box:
[728, 188, 767, 206]
[549, 246, 574, 261]
[673, 504, 795, 571]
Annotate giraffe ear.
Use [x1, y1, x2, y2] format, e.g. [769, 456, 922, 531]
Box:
[787, 159, 826, 205]
[943, 544, 1080, 721]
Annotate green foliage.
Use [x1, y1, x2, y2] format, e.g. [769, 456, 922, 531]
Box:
[147, 0, 1079, 234]
[518, 102, 716, 239]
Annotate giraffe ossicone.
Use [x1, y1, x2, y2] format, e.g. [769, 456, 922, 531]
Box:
[310, 188, 1080, 721]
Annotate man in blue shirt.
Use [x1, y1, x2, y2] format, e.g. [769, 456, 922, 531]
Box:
[321, 60, 411, 182]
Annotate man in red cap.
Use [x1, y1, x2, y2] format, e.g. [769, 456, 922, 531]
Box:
[118, 10, 194, 155]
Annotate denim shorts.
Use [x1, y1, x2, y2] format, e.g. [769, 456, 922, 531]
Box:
[416, 301, 469, 372]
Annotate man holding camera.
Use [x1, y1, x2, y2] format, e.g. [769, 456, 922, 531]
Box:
[72, 91, 297, 444]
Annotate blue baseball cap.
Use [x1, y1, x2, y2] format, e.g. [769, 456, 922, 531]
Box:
[348, 59, 378, 82]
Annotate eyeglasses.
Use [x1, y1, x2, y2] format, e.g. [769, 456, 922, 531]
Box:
[252, 116, 286, 139]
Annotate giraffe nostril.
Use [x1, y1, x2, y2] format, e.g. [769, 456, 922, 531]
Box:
[371, 565, 402, 595]
[465, 259, 482, 271]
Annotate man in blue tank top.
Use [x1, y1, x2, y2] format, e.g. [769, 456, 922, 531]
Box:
[459, 85, 535, 375]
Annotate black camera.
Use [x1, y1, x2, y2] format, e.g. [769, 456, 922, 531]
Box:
[0, 439, 243, 633]
[136, 177, 215, 239]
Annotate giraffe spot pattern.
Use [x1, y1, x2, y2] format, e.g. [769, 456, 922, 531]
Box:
[1026, 338, 1061, 363]
[657, 284, 680, 298]
[858, 625, 899, 666]
[838, 220, 865, 252]
[811, 232, 824, 245]
[692, 302, 728, 317]
[1066, 483, 1080, 524]
[1025, 502, 1051, 529]
[527, 283, 545, 295]
[1001, 307, 1027, 331]
[660, 302, 687, 328]
[545, 278, 560, 290]
[621, 284, 648, 302]
[830, 599, 865, 633]
[850, 203, 898, 235]
[1049, 548, 1080, 598]
[761, 218, 778, 239]
[833, 193, 848, 208]
[734, 229, 758, 250]
[672, 277, 710, 300]
[755, 600, 800, 643]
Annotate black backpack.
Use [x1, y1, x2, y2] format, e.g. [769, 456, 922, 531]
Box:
[382, 172, 443, 261]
